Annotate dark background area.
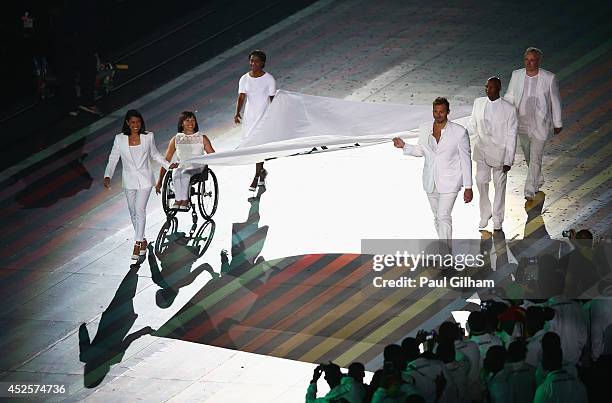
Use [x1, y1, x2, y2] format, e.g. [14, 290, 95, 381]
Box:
[0, 0, 315, 172]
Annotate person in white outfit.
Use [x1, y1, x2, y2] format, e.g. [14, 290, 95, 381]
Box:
[466, 77, 518, 231]
[587, 280, 612, 362]
[393, 97, 473, 240]
[104, 109, 176, 260]
[234, 50, 276, 191]
[156, 111, 215, 211]
[533, 346, 587, 403]
[306, 363, 364, 403]
[503, 340, 536, 403]
[437, 322, 481, 403]
[504, 47, 562, 201]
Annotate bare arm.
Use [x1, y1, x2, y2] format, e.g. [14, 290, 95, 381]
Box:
[156, 137, 176, 193]
[203, 135, 215, 154]
[234, 93, 246, 123]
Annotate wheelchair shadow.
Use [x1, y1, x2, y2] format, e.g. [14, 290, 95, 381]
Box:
[148, 218, 217, 309]
[78, 264, 154, 388]
[154, 185, 282, 348]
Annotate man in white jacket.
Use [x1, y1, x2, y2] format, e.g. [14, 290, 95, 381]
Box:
[467, 77, 518, 231]
[504, 47, 562, 201]
[393, 97, 473, 240]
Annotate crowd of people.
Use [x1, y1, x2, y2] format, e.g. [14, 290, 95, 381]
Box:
[306, 290, 612, 403]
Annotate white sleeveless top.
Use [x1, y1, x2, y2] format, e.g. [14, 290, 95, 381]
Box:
[175, 132, 205, 168]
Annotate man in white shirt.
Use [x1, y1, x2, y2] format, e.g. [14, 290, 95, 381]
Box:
[504, 47, 562, 201]
[393, 98, 473, 240]
[533, 346, 587, 403]
[587, 280, 612, 361]
[467, 77, 518, 231]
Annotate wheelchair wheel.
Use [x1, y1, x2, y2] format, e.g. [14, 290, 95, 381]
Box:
[161, 171, 177, 218]
[155, 217, 178, 257]
[192, 219, 216, 258]
[198, 168, 218, 219]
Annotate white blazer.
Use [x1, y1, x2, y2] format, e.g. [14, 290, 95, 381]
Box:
[504, 68, 562, 140]
[403, 120, 472, 193]
[104, 132, 170, 189]
[466, 97, 518, 167]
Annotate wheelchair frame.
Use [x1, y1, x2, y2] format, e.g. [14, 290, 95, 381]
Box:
[161, 166, 219, 221]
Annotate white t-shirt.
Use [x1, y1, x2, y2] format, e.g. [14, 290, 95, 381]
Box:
[518, 73, 539, 134]
[533, 369, 588, 403]
[238, 71, 276, 138]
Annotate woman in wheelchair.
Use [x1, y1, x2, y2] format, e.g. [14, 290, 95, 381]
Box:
[156, 111, 215, 211]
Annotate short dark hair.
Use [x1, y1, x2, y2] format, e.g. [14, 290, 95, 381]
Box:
[487, 76, 502, 88]
[122, 109, 147, 135]
[438, 321, 460, 342]
[468, 311, 485, 334]
[432, 97, 450, 112]
[249, 50, 267, 65]
[177, 111, 200, 133]
[348, 362, 365, 379]
[507, 340, 527, 362]
[576, 229, 593, 240]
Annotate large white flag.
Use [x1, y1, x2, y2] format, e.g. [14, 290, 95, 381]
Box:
[186, 90, 470, 166]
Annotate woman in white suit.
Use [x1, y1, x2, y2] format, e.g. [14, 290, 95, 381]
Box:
[104, 109, 177, 260]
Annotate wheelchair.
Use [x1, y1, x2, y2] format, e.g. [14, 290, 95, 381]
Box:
[161, 166, 219, 220]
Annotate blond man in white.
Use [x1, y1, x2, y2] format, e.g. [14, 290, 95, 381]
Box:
[393, 97, 473, 240]
[504, 47, 562, 201]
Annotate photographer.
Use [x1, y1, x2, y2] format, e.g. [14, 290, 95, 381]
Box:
[403, 330, 457, 403]
[306, 362, 364, 403]
[560, 229, 598, 296]
[437, 322, 478, 403]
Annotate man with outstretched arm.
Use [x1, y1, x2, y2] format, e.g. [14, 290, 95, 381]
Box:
[393, 97, 473, 240]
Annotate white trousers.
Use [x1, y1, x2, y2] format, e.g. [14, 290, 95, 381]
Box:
[476, 162, 507, 229]
[426, 188, 458, 240]
[172, 167, 202, 201]
[124, 188, 151, 242]
[519, 132, 546, 198]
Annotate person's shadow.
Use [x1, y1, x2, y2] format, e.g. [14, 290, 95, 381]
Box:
[221, 185, 270, 278]
[154, 185, 278, 346]
[149, 218, 218, 308]
[523, 191, 551, 241]
[16, 138, 93, 208]
[78, 264, 153, 388]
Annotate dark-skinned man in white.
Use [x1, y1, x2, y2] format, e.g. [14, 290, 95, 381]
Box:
[466, 77, 518, 232]
[393, 97, 473, 241]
